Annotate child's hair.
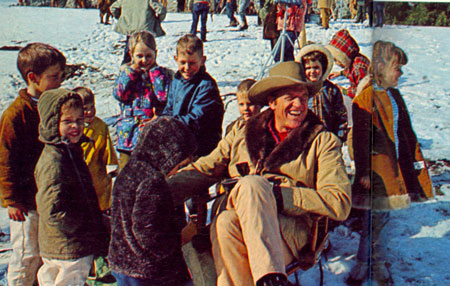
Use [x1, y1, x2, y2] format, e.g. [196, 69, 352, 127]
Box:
[302, 51, 328, 74]
[73, 86, 95, 105]
[176, 34, 203, 57]
[128, 31, 157, 55]
[237, 78, 256, 93]
[60, 97, 84, 115]
[371, 41, 408, 84]
[17, 42, 66, 83]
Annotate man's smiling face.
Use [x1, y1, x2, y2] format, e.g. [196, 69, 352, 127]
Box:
[268, 86, 309, 133]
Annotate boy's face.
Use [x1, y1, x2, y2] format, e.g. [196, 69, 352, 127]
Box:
[29, 64, 64, 97]
[237, 92, 261, 121]
[304, 60, 323, 82]
[59, 106, 84, 144]
[131, 42, 156, 71]
[174, 51, 205, 80]
[380, 61, 403, 89]
[83, 101, 96, 124]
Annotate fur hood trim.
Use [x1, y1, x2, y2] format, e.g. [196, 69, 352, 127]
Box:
[245, 109, 325, 171]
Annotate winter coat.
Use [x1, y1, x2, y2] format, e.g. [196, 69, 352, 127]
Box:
[35, 89, 107, 260]
[108, 117, 197, 282]
[326, 29, 370, 98]
[0, 89, 43, 210]
[276, 0, 307, 33]
[318, 0, 332, 9]
[162, 66, 224, 157]
[168, 110, 352, 259]
[110, 0, 165, 37]
[81, 116, 118, 211]
[352, 84, 434, 210]
[113, 64, 172, 152]
[260, 0, 279, 40]
[309, 80, 348, 141]
[296, 44, 348, 141]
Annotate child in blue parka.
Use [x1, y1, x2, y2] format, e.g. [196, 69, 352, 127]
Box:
[162, 34, 224, 157]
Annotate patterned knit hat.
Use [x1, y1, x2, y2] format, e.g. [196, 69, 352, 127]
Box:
[131, 116, 197, 175]
[326, 29, 360, 68]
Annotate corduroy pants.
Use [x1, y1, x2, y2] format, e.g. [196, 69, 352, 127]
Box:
[210, 175, 308, 286]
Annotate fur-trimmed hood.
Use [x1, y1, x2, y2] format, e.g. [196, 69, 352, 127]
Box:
[296, 44, 334, 81]
[245, 109, 326, 171]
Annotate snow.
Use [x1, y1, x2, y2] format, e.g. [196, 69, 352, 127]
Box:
[0, 0, 449, 284]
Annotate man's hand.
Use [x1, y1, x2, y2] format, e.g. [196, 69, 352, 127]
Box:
[360, 175, 370, 190]
[8, 204, 28, 221]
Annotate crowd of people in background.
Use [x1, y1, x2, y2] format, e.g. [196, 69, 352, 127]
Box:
[0, 1, 435, 286]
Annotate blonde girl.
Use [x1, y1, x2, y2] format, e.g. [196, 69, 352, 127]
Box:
[348, 41, 433, 284]
[113, 31, 173, 171]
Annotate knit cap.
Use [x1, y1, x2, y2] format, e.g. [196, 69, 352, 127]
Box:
[132, 116, 197, 175]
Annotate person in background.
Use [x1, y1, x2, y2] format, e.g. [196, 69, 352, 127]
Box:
[110, 0, 166, 64]
[75, 86, 118, 285]
[76, 86, 118, 212]
[274, 0, 308, 62]
[35, 89, 107, 286]
[348, 41, 434, 285]
[108, 117, 196, 286]
[326, 29, 370, 99]
[318, 0, 332, 29]
[237, 0, 251, 30]
[296, 44, 348, 141]
[226, 0, 239, 27]
[113, 31, 172, 172]
[190, 0, 215, 41]
[225, 78, 260, 134]
[0, 42, 65, 286]
[374, 1, 384, 27]
[354, 0, 366, 23]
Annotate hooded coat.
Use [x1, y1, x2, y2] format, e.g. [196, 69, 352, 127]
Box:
[326, 29, 370, 99]
[352, 85, 434, 210]
[35, 88, 107, 260]
[168, 110, 352, 260]
[296, 44, 348, 141]
[108, 117, 197, 283]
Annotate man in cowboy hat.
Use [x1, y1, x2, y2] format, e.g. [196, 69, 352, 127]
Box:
[168, 61, 351, 286]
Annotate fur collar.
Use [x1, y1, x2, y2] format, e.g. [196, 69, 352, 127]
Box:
[245, 109, 325, 171]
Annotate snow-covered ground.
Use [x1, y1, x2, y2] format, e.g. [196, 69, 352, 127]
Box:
[0, 0, 449, 285]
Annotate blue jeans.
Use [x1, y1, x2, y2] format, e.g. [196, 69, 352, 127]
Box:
[374, 2, 384, 27]
[190, 3, 209, 41]
[226, 0, 237, 22]
[112, 271, 159, 286]
[274, 31, 297, 62]
[122, 35, 131, 65]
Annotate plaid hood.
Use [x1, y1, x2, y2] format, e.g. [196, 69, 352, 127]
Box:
[326, 29, 360, 67]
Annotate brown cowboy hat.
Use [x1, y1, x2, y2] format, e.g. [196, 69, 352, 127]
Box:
[248, 61, 322, 106]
